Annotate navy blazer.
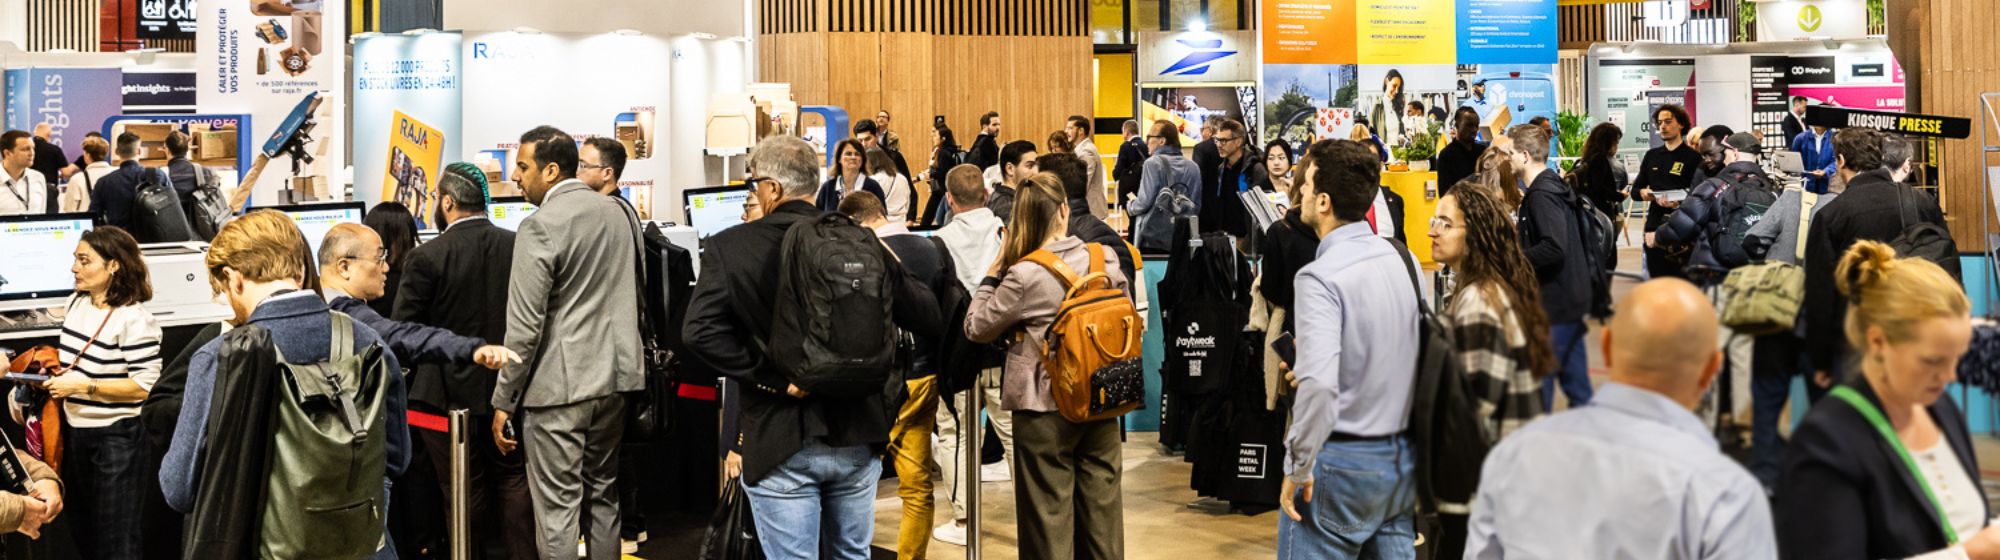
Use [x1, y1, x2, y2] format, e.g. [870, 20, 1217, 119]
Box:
[1777, 379, 1987, 559]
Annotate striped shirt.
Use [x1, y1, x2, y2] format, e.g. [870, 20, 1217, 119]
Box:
[1443, 284, 1543, 440]
[56, 297, 162, 427]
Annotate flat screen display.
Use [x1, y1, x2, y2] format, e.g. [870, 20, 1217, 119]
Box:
[0, 213, 96, 301]
[683, 185, 749, 239]
[487, 196, 537, 231]
[257, 202, 365, 259]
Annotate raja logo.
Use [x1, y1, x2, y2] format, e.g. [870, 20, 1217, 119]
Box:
[1161, 39, 1237, 77]
[1797, 5, 1823, 32]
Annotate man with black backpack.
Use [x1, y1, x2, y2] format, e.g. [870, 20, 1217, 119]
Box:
[1802, 128, 1959, 389]
[1658, 132, 1779, 280]
[1132, 120, 1202, 252]
[1512, 125, 1597, 411]
[683, 135, 940, 560]
[927, 163, 1013, 547]
[91, 132, 195, 242]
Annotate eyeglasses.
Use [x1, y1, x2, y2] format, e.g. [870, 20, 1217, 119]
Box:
[344, 248, 389, 264]
[1429, 216, 1458, 232]
[742, 176, 774, 190]
[579, 163, 611, 171]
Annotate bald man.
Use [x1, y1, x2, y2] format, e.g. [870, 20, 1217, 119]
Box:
[28, 124, 69, 184]
[1465, 279, 1776, 559]
[318, 223, 519, 371]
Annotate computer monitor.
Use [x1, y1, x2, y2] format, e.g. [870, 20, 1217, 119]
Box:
[488, 196, 537, 231]
[0, 213, 97, 301]
[682, 185, 750, 240]
[257, 201, 366, 259]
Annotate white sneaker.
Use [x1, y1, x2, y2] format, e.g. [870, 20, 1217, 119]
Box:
[932, 521, 968, 546]
[980, 462, 1011, 483]
[576, 539, 588, 558]
[620, 538, 639, 554]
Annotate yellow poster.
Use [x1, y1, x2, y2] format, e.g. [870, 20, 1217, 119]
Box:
[1355, 0, 1454, 65]
[382, 110, 446, 228]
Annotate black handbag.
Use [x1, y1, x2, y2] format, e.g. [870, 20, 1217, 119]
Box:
[132, 168, 197, 243]
[699, 481, 765, 560]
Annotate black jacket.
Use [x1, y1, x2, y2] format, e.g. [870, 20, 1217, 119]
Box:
[1631, 143, 1704, 232]
[29, 136, 66, 186]
[1069, 197, 1137, 283]
[968, 133, 999, 170]
[1202, 152, 1266, 238]
[681, 200, 942, 483]
[1518, 168, 1591, 324]
[184, 327, 282, 558]
[1571, 156, 1627, 220]
[881, 233, 950, 377]
[1435, 139, 1486, 195]
[1803, 170, 1959, 371]
[1658, 161, 1775, 274]
[393, 218, 517, 414]
[1194, 140, 1222, 219]
[1257, 209, 1319, 332]
[987, 183, 1018, 223]
[90, 160, 157, 231]
[1777, 379, 1985, 559]
[1113, 136, 1149, 204]
[1379, 187, 1408, 245]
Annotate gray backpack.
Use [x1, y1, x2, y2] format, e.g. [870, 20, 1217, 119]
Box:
[262, 312, 392, 559]
[1134, 182, 1195, 253]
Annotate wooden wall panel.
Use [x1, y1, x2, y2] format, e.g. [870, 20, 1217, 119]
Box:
[1900, 0, 2000, 251]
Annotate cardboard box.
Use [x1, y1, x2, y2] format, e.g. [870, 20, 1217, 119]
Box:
[291, 175, 329, 200]
[195, 130, 237, 160]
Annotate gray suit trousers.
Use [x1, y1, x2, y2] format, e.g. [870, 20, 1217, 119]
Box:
[523, 395, 626, 559]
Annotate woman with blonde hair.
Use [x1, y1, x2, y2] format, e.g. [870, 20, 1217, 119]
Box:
[1777, 240, 1998, 558]
[1475, 145, 1523, 214]
[964, 172, 1129, 560]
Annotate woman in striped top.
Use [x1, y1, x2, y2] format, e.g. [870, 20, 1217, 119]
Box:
[1423, 180, 1558, 560]
[49, 226, 160, 558]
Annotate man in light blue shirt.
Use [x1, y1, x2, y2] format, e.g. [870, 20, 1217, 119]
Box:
[1466, 278, 1776, 559]
[1278, 139, 1425, 560]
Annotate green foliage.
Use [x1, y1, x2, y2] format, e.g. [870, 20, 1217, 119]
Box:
[1868, 0, 1884, 29]
[1739, 0, 1757, 42]
[1394, 121, 1442, 162]
[1556, 111, 1591, 159]
[1334, 80, 1359, 110]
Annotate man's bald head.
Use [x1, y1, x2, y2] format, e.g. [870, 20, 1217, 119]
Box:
[318, 223, 392, 302]
[31, 124, 49, 139]
[318, 223, 380, 268]
[1603, 279, 1723, 409]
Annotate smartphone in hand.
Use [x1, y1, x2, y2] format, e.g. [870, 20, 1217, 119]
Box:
[1272, 331, 1297, 365]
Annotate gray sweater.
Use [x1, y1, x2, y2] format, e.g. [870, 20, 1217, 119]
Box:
[1745, 188, 1839, 266]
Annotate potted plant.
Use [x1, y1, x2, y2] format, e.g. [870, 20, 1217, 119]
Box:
[1395, 121, 1441, 172]
[1555, 110, 1591, 173]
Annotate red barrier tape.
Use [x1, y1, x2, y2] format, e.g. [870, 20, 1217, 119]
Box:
[408, 410, 449, 433]
[678, 384, 717, 402]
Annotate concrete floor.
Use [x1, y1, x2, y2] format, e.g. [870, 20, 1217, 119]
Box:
[641, 229, 2000, 559]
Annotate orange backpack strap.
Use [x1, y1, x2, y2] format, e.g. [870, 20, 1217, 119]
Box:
[1023, 249, 1080, 290]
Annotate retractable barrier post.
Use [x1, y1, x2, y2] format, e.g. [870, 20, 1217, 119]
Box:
[965, 384, 982, 560]
[449, 409, 470, 560]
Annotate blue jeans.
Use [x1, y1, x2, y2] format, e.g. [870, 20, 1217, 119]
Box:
[1277, 436, 1416, 560]
[743, 441, 881, 560]
[1540, 322, 1594, 412]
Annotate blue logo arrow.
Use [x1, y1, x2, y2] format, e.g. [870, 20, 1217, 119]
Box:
[1162, 38, 1237, 76]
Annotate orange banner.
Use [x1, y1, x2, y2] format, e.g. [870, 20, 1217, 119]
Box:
[1261, 0, 1356, 65]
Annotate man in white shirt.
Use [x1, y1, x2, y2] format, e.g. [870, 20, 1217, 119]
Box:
[0, 131, 50, 215]
[1066, 115, 1108, 218]
[928, 163, 1014, 547]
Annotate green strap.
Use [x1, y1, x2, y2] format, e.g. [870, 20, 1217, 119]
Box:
[1829, 385, 1959, 544]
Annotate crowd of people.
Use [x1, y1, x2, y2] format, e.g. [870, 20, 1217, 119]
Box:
[0, 95, 1985, 560]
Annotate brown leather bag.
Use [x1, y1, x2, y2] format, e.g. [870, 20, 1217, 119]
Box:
[1023, 243, 1146, 423]
[13, 309, 116, 471]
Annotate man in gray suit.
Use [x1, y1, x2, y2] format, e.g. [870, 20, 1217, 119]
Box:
[491, 125, 643, 560]
[1066, 114, 1108, 218]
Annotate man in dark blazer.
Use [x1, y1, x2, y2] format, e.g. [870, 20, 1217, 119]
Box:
[392, 163, 536, 559]
[1112, 119, 1148, 208]
[967, 111, 1002, 171]
[682, 135, 940, 558]
[1781, 96, 1809, 150]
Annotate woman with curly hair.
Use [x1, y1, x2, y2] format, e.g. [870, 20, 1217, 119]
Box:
[1424, 180, 1557, 558]
[1475, 144, 1524, 215]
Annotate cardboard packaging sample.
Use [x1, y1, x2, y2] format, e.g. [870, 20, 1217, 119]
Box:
[195, 130, 238, 160]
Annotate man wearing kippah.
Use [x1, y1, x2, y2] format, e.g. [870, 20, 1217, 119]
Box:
[392, 162, 537, 559]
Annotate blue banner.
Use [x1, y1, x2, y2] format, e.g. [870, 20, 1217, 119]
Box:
[4, 68, 125, 163]
[1456, 0, 1557, 65]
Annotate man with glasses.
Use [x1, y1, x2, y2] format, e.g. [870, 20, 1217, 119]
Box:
[1203, 118, 1266, 238]
[580, 138, 629, 197]
[1132, 120, 1202, 250]
[0, 130, 51, 215]
[318, 223, 519, 372]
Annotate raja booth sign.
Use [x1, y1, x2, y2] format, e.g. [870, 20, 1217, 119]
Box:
[197, 0, 346, 206]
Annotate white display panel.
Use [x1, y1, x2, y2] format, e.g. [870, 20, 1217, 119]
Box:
[487, 201, 537, 232]
[0, 215, 94, 300]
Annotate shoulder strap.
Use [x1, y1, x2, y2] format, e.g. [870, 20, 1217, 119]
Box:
[929, 236, 957, 284]
[328, 312, 355, 363]
[1384, 239, 1431, 316]
[1828, 385, 1960, 545]
[1796, 191, 1820, 262]
[1023, 249, 1080, 291]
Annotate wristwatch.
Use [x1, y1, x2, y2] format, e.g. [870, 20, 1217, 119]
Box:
[86, 381, 97, 396]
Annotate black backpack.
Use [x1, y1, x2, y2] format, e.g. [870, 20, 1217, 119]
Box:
[131, 167, 197, 243]
[1889, 185, 1961, 282]
[767, 212, 898, 398]
[1543, 186, 1615, 319]
[1388, 240, 1492, 535]
[929, 237, 1004, 398]
[1708, 171, 1779, 269]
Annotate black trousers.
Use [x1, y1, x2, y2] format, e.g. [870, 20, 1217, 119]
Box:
[419, 414, 536, 560]
[69, 418, 143, 560]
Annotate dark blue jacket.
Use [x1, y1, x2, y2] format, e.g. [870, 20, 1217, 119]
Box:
[816, 176, 884, 213]
[1791, 130, 1838, 194]
[1518, 168, 1591, 324]
[90, 160, 161, 231]
[329, 294, 483, 367]
[162, 291, 411, 515]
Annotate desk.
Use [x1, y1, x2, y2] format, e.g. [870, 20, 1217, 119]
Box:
[1382, 170, 1440, 267]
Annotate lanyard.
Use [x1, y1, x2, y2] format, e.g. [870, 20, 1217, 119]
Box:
[1829, 385, 1960, 544]
[3, 178, 25, 207]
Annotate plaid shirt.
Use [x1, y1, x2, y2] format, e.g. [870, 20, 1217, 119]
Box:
[1443, 284, 1544, 440]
